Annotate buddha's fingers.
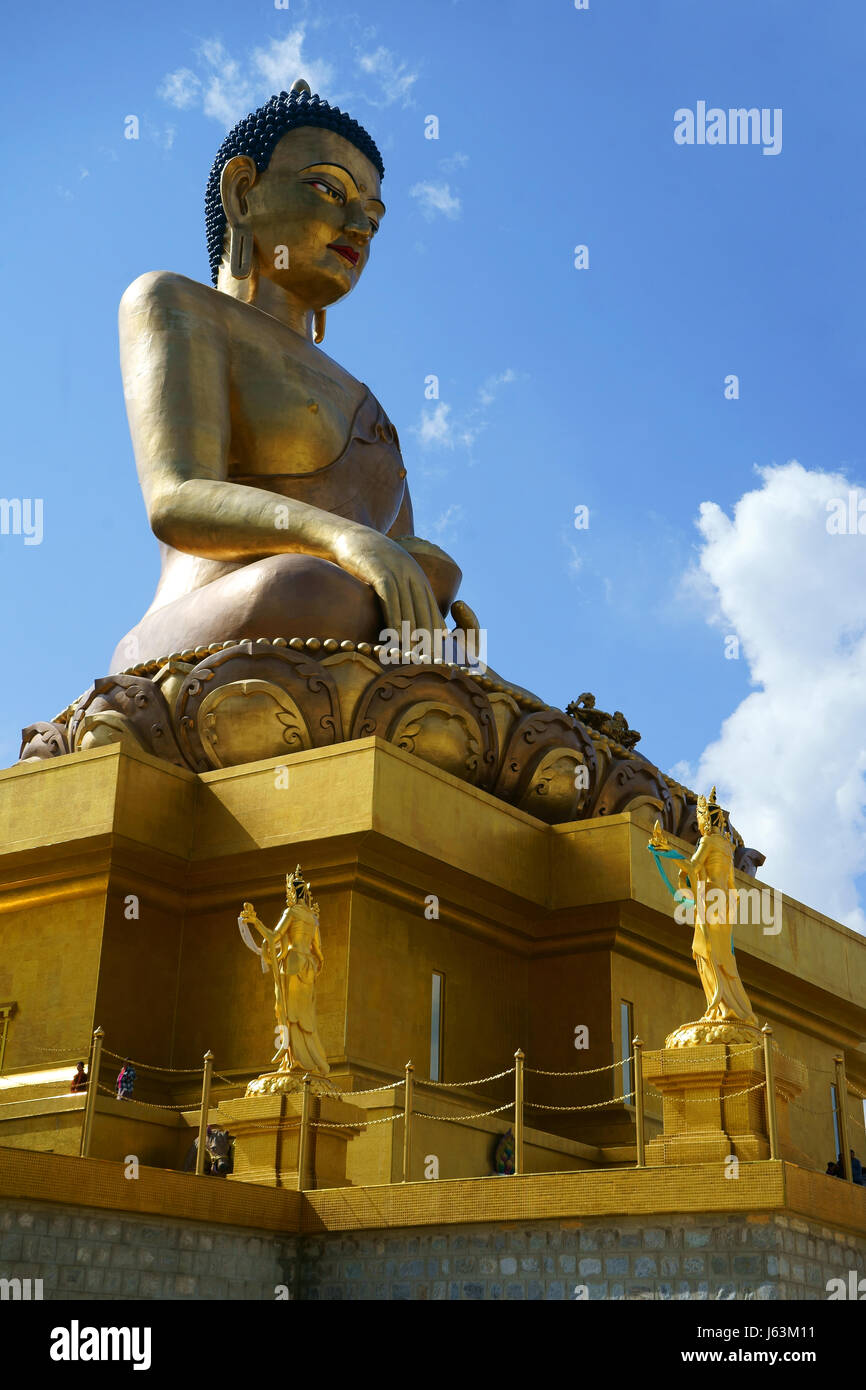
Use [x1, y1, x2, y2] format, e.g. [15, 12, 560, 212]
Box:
[377, 575, 401, 636]
[396, 575, 421, 638]
[407, 577, 437, 643]
[414, 579, 444, 646]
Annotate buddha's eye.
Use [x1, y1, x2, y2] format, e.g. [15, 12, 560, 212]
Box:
[305, 178, 345, 202]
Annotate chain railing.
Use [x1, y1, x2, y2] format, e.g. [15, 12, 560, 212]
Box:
[17, 1025, 866, 1190]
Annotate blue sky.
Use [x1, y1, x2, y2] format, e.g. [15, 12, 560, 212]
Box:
[3, 0, 866, 925]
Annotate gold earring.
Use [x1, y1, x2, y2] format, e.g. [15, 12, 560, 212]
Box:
[313, 309, 326, 344]
[229, 225, 254, 280]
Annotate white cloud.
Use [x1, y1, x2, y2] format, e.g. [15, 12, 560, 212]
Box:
[439, 151, 469, 172]
[158, 67, 202, 109]
[478, 368, 517, 407]
[356, 45, 417, 107]
[412, 370, 520, 457]
[415, 399, 479, 451]
[565, 544, 583, 577]
[252, 34, 335, 108]
[417, 402, 455, 448]
[429, 504, 465, 545]
[409, 181, 461, 221]
[157, 30, 418, 131]
[669, 757, 693, 785]
[680, 460, 866, 930]
[157, 31, 336, 129]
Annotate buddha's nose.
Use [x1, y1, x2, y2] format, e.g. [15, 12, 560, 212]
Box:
[343, 206, 373, 244]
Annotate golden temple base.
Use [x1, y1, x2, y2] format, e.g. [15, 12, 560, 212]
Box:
[643, 1043, 807, 1167]
[217, 1092, 366, 1189]
[2, 737, 864, 1185]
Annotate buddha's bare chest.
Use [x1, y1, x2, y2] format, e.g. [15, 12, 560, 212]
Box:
[226, 333, 363, 477]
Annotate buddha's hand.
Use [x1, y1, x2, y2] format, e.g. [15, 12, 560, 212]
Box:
[335, 525, 445, 636]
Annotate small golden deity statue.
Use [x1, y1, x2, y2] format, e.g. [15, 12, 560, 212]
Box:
[238, 865, 331, 1093]
[648, 789, 760, 1047]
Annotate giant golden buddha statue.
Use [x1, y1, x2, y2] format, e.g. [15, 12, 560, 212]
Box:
[111, 80, 457, 668]
[16, 80, 764, 859]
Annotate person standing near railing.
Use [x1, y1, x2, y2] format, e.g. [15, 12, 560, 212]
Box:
[115, 1059, 136, 1101]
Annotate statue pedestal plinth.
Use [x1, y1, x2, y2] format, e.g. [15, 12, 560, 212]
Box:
[217, 1091, 366, 1189]
[643, 1041, 807, 1166]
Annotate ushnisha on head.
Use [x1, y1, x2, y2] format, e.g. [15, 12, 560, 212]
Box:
[205, 78, 386, 340]
[696, 786, 729, 838]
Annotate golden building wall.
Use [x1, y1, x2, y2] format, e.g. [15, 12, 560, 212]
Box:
[1, 739, 865, 1184]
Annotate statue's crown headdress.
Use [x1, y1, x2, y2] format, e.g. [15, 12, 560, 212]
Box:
[286, 864, 319, 917]
[697, 786, 729, 835]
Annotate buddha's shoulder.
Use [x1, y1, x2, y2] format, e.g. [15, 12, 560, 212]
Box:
[120, 272, 228, 327]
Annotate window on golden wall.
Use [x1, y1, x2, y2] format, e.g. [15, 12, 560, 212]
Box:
[620, 1000, 635, 1103]
[831, 1083, 842, 1157]
[0, 1003, 16, 1073]
[430, 972, 445, 1083]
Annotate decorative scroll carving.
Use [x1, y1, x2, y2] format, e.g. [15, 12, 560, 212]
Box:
[351, 664, 498, 789]
[495, 710, 598, 824]
[68, 675, 187, 766]
[587, 747, 676, 828]
[174, 641, 342, 772]
[19, 721, 69, 761]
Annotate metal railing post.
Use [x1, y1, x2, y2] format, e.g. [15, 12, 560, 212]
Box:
[79, 1026, 104, 1158]
[835, 1054, 853, 1183]
[514, 1049, 525, 1176]
[632, 1036, 646, 1167]
[297, 1073, 312, 1190]
[402, 1062, 414, 1182]
[762, 1025, 780, 1160]
[195, 1050, 214, 1176]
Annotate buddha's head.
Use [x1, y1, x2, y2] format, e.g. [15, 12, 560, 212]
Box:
[205, 81, 385, 333]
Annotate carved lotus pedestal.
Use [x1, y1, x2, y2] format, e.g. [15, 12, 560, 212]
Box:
[217, 1089, 366, 1190]
[643, 1040, 807, 1166]
[18, 637, 708, 833]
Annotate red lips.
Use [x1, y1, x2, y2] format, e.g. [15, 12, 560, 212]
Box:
[328, 243, 359, 266]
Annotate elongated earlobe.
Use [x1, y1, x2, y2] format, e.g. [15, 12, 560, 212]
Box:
[229, 226, 254, 280]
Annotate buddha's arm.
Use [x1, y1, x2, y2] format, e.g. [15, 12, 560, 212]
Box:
[119, 272, 444, 635]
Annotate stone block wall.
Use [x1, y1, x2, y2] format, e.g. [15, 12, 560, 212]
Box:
[2, 1196, 865, 1300]
[0, 1197, 297, 1300]
[296, 1212, 866, 1301]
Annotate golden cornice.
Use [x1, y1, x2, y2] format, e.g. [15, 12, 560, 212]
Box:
[0, 1146, 302, 1233]
[2, 1143, 864, 1241]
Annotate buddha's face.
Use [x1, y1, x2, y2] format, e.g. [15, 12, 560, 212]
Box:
[226, 126, 384, 311]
